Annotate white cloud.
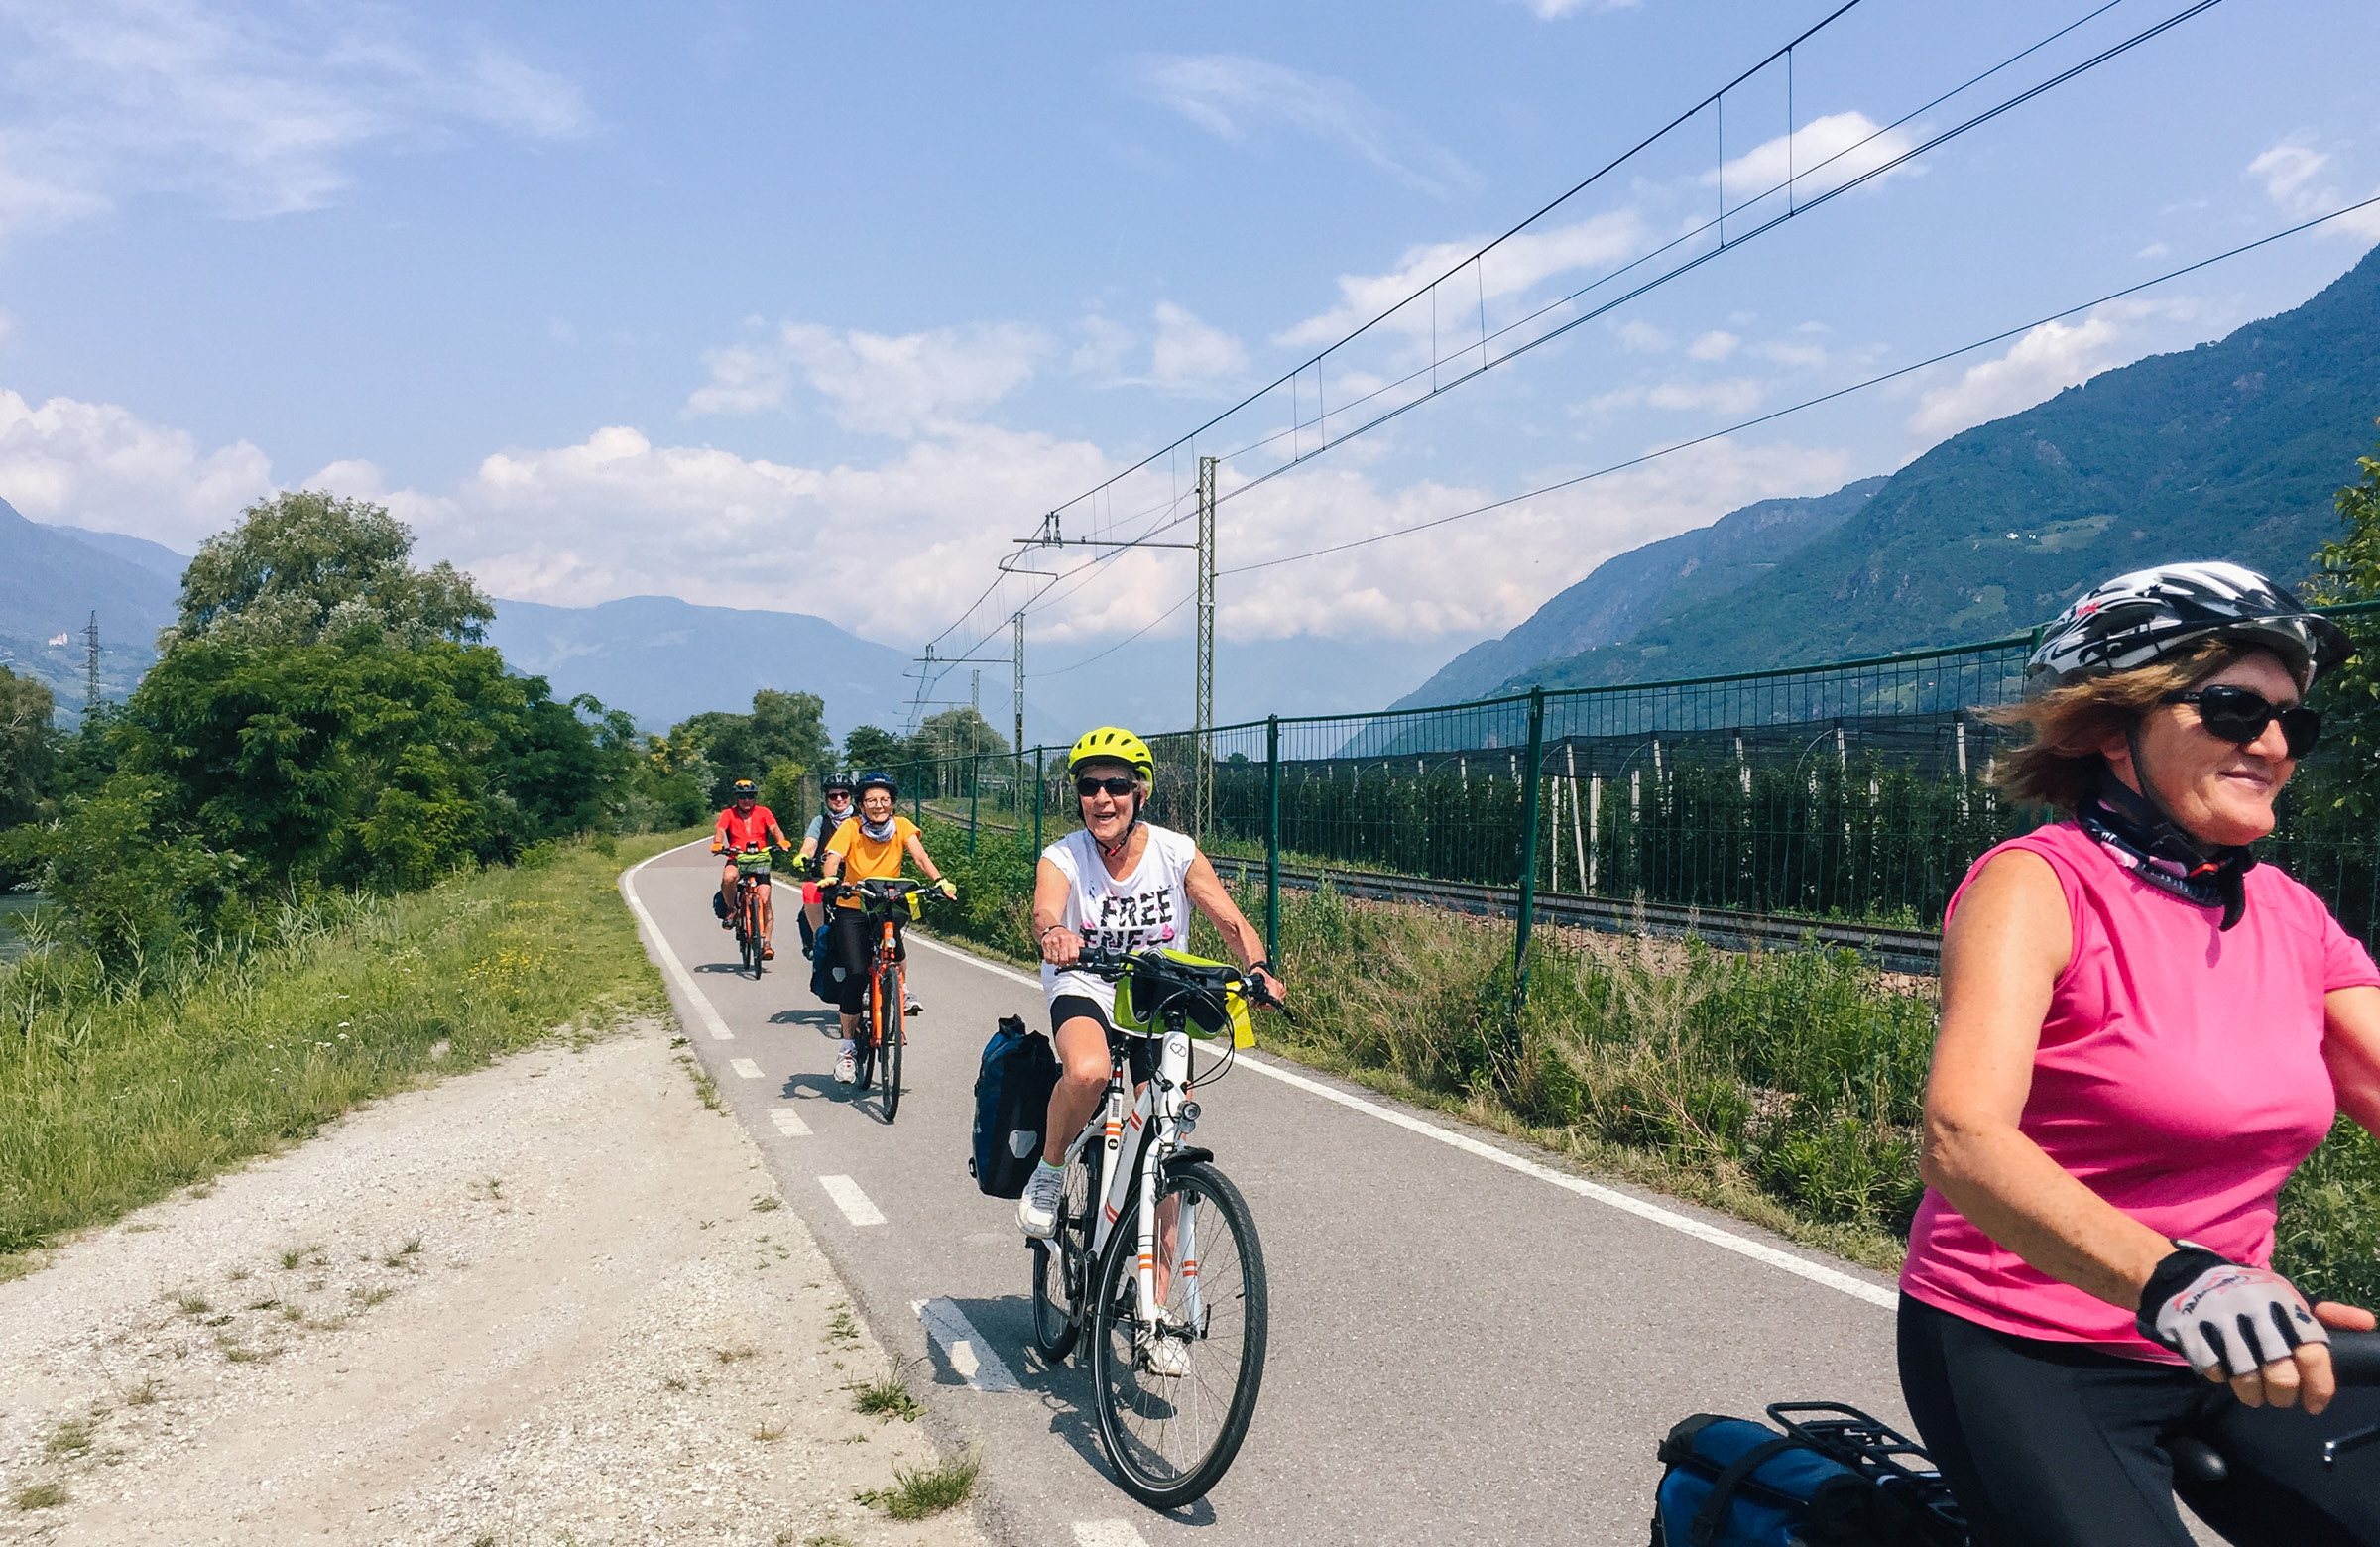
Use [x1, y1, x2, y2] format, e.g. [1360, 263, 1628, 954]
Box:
[1127, 54, 1474, 196]
[1707, 111, 1922, 207]
[1514, 0, 1642, 16]
[1069, 314, 1135, 379]
[1277, 208, 1645, 347]
[2136, 242, 2170, 261]
[1686, 329, 1738, 362]
[685, 321, 1049, 435]
[1585, 377, 1764, 416]
[0, 0, 589, 242]
[1908, 316, 2121, 440]
[0, 387, 272, 546]
[2247, 140, 2380, 239]
[1613, 319, 1670, 352]
[1149, 302, 1247, 388]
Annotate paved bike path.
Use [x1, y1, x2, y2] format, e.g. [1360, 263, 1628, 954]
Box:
[623, 841, 1910, 1546]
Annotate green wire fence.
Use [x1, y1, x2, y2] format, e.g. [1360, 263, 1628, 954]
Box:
[884, 603, 2380, 1013]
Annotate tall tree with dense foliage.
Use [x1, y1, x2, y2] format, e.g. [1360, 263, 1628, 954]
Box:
[0, 664, 54, 830]
[173, 490, 493, 649]
[2307, 430, 2380, 819]
[842, 723, 904, 772]
[909, 706, 1008, 762]
[673, 689, 830, 805]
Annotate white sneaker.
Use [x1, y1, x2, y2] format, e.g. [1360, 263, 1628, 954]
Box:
[1016, 1161, 1065, 1239]
[1142, 1321, 1192, 1378]
[833, 1047, 856, 1084]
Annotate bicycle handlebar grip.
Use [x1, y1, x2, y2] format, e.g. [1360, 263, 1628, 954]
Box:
[2329, 1329, 2380, 1383]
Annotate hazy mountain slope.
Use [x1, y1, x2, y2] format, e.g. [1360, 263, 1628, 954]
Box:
[484, 595, 915, 739]
[41, 524, 192, 584]
[1393, 476, 1885, 708]
[1515, 244, 2380, 691]
[0, 500, 179, 711]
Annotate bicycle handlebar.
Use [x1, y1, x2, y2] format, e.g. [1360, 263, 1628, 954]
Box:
[2331, 1329, 2380, 1383]
[1068, 944, 1292, 1016]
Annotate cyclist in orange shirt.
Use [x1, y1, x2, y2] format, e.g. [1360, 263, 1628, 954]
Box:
[816, 770, 955, 1083]
[712, 777, 792, 958]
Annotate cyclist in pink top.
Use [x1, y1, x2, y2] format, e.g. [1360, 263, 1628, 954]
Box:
[1901, 563, 2380, 1546]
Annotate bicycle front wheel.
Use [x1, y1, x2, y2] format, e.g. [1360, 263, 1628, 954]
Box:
[880, 962, 905, 1123]
[1088, 1159, 1268, 1508]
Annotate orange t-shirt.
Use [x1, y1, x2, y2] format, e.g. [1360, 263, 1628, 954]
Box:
[827, 816, 919, 907]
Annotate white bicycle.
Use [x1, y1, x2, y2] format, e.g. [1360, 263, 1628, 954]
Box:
[1028, 945, 1284, 1508]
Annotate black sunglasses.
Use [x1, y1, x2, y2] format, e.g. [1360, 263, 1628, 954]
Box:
[2162, 685, 2320, 759]
[1077, 775, 1136, 798]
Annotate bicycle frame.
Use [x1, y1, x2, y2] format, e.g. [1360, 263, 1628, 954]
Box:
[1063, 1021, 1200, 1335]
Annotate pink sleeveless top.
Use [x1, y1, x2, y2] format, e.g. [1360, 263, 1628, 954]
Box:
[1899, 819, 2379, 1359]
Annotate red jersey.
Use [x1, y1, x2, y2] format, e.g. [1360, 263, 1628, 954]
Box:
[715, 805, 783, 851]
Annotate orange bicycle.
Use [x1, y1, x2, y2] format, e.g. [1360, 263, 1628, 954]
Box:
[717, 841, 778, 978]
[813, 877, 941, 1121]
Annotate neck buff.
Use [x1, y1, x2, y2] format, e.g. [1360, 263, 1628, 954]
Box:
[2077, 765, 2256, 931]
[861, 811, 897, 843]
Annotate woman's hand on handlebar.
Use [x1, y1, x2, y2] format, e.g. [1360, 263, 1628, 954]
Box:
[1039, 924, 1083, 968]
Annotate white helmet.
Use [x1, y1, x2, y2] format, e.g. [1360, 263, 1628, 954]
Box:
[2026, 561, 2348, 693]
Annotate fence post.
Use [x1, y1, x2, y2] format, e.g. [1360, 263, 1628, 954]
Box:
[968, 751, 980, 853]
[1265, 715, 1281, 965]
[1032, 747, 1043, 854]
[1512, 686, 1546, 1033]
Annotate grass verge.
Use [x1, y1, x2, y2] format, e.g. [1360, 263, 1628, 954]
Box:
[858, 1449, 979, 1520]
[0, 831, 688, 1272]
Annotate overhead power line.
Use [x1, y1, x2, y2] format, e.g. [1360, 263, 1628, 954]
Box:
[1217, 193, 2380, 578]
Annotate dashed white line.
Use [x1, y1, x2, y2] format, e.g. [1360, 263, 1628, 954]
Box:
[913, 1298, 1020, 1392]
[817, 1174, 886, 1227]
[618, 855, 735, 1042]
[906, 928, 1897, 1310]
[1072, 1522, 1151, 1547]
[729, 1057, 764, 1079]
[770, 1108, 811, 1137]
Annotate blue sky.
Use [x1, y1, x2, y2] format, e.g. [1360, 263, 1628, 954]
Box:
[2, 0, 2378, 729]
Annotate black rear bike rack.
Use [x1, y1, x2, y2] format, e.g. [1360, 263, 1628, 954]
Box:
[1764, 1403, 1968, 1546]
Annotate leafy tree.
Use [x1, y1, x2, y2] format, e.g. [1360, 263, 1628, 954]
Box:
[172, 490, 493, 650]
[2306, 429, 2380, 818]
[674, 689, 831, 805]
[0, 663, 56, 830]
[843, 723, 905, 772]
[909, 706, 1009, 763]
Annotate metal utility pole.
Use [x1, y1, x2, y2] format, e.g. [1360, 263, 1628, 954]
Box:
[1011, 610, 1025, 758]
[1193, 455, 1218, 839]
[82, 612, 100, 720]
[971, 669, 981, 715]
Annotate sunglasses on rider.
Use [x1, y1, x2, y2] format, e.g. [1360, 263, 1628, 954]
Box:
[1077, 775, 1136, 798]
[2161, 684, 2321, 759]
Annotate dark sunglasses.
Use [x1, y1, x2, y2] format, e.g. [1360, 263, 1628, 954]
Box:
[2162, 685, 2320, 758]
[1077, 775, 1136, 798]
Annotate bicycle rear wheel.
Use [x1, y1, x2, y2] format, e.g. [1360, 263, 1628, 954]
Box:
[1088, 1159, 1268, 1508]
[1029, 1139, 1099, 1364]
[880, 962, 905, 1123]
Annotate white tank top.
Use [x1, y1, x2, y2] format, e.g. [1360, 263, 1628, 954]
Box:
[1039, 823, 1200, 1010]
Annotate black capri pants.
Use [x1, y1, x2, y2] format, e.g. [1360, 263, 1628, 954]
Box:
[1898, 1292, 2380, 1547]
[1049, 994, 1159, 1086]
[824, 908, 903, 1016]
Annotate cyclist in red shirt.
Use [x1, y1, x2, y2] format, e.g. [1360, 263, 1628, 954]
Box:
[712, 777, 792, 958]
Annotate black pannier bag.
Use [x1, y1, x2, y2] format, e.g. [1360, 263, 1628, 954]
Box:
[971, 1015, 1059, 1198]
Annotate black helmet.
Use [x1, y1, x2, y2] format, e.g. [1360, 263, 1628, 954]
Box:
[822, 773, 855, 797]
[2027, 561, 2349, 694]
[730, 777, 759, 800]
[855, 770, 898, 799]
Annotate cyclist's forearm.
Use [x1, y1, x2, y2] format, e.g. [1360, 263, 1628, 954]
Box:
[1922, 1109, 2171, 1310]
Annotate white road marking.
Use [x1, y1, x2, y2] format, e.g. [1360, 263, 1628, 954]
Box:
[618, 854, 735, 1042]
[913, 1298, 1021, 1392]
[770, 1108, 811, 1137]
[729, 1057, 764, 1079]
[909, 929, 1898, 1310]
[1073, 1522, 1151, 1547]
[818, 1174, 887, 1227]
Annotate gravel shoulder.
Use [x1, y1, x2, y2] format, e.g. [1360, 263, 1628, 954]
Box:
[0, 1018, 988, 1547]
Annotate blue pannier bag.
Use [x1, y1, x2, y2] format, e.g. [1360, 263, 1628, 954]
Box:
[971, 1015, 1058, 1198]
[1651, 1413, 1910, 1547]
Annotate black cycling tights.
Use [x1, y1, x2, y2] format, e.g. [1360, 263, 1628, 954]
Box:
[1898, 1294, 2380, 1547]
[824, 910, 902, 1017]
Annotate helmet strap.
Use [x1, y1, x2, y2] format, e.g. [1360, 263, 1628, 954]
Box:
[1092, 792, 1142, 861]
[2085, 743, 2253, 930]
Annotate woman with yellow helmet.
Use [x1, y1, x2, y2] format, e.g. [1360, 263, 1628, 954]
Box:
[1017, 727, 1285, 1273]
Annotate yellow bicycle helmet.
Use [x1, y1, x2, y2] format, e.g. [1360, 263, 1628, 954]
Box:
[1067, 726, 1155, 780]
